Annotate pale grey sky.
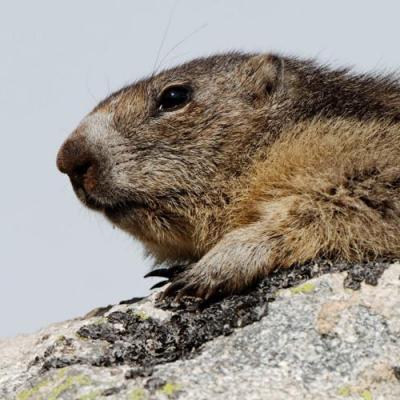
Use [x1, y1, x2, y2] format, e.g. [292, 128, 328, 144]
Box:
[1, 0, 400, 338]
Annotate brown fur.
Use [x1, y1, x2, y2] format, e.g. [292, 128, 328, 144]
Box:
[56, 52, 400, 298]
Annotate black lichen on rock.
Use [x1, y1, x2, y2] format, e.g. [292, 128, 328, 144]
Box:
[343, 261, 389, 289]
[40, 260, 390, 372]
[75, 292, 269, 368]
[393, 366, 400, 381]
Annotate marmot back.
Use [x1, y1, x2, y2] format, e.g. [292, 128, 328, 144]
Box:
[56, 52, 400, 298]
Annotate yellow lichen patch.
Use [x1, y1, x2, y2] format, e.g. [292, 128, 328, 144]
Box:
[92, 317, 107, 325]
[337, 386, 374, 400]
[56, 368, 67, 379]
[361, 390, 373, 400]
[337, 385, 351, 397]
[129, 387, 147, 400]
[135, 311, 149, 321]
[47, 374, 92, 400]
[290, 282, 316, 294]
[159, 382, 181, 397]
[16, 379, 50, 400]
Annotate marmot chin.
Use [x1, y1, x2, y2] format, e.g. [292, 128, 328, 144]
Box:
[57, 52, 400, 299]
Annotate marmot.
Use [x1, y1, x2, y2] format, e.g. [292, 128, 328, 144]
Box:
[56, 52, 400, 299]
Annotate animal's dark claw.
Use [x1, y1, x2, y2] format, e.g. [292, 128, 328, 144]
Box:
[150, 280, 169, 290]
[144, 268, 172, 279]
[144, 265, 186, 280]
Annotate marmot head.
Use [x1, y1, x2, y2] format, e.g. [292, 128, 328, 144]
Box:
[56, 52, 291, 261]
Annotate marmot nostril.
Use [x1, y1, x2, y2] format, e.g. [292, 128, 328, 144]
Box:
[71, 161, 92, 186]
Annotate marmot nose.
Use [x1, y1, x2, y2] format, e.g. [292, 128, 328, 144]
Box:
[56, 136, 97, 190]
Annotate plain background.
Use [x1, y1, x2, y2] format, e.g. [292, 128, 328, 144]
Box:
[1, 0, 400, 338]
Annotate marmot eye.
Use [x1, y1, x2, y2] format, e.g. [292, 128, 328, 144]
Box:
[158, 85, 192, 112]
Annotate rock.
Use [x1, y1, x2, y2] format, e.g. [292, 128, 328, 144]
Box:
[1, 261, 399, 400]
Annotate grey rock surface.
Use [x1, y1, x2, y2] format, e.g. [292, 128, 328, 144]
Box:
[1, 261, 399, 400]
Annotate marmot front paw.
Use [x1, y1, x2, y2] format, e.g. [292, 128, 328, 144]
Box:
[162, 230, 272, 300]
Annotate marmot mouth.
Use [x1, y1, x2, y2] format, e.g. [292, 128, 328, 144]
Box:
[73, 186, 145, 219]
[103, 201, 144, 220]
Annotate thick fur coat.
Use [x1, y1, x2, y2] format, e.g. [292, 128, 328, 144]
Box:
[57, 52, 400, 298]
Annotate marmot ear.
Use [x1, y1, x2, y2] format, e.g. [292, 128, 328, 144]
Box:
[240, 54, 285, 99]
